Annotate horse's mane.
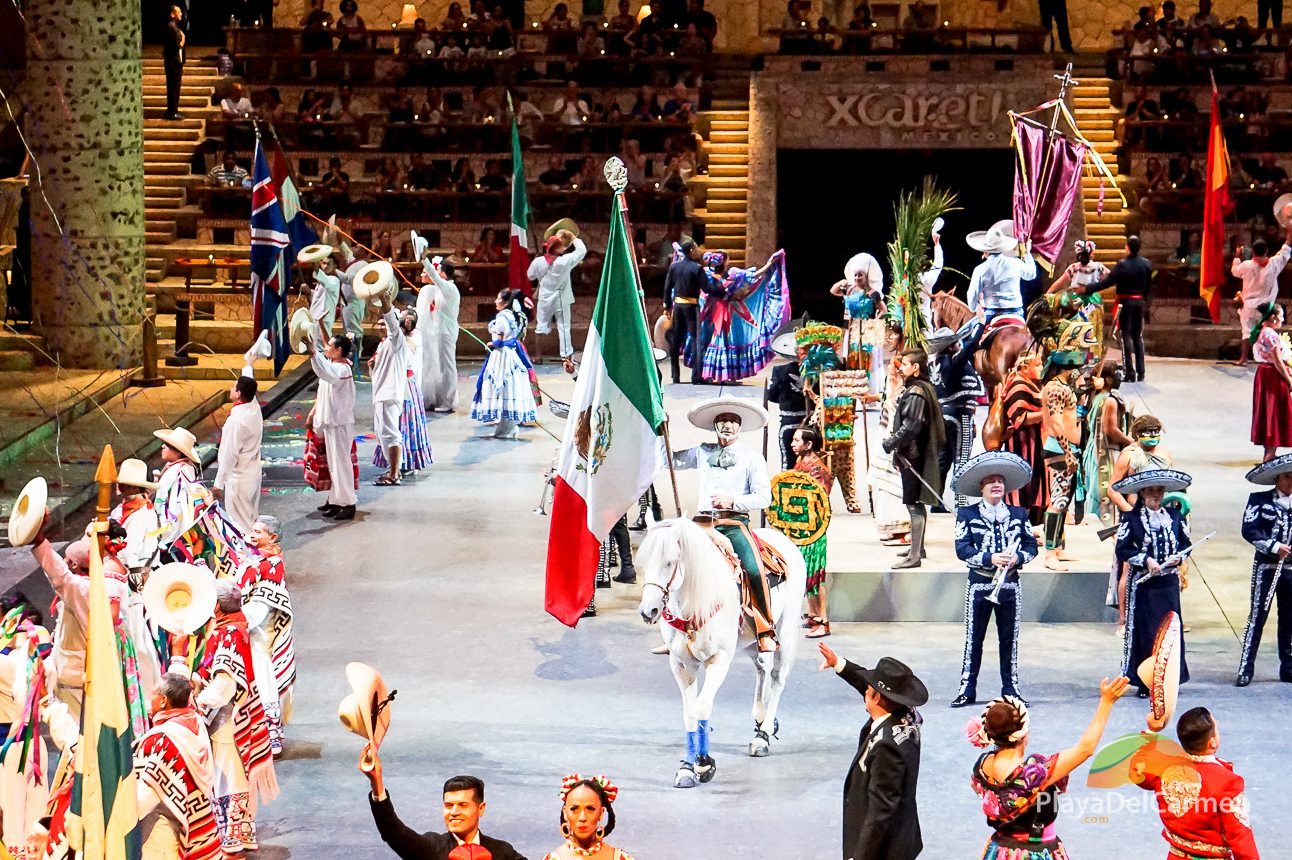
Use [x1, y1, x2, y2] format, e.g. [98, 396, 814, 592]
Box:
[932, 291, 972, 330]
[638, 519, 737, 617]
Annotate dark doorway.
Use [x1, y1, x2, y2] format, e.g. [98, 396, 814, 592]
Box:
[776, 148, 1015, 325]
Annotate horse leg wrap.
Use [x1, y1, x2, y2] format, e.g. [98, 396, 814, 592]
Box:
[697, 720, 711, 757]
[685, 730, 699, 765]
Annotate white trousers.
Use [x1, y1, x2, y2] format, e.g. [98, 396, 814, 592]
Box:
[535, 289, 573, 357]
[321, 423, 357, 506]
[373, 400, 402, 449]
[222, 473, 261, 534]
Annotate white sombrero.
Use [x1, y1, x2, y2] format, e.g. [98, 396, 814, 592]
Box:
[353, 260, 398, 303]
[297, 243, 334, 265]
[1246, 452, 1292, 485]
[771, 330, 797, 359]
[652, 347, 668, 362]
[1137, 611, 1182, 724]
[142, 562, 216, 635]
[687, 397, 768, 432]
[951, 451, 1033, 495]
[7, 477, 47, 547]
[966, 219, 1020, 256]
[289, 307, 315, 354]
[1112, 468, 1193, 495]
[653, 314, 672, 351]
[410, 230, 429, 261]
[154, 427, 200, 464]
[338, 662, 393, 748]
[116, 458, 157, 491]
[1275, 193, 1292, 229]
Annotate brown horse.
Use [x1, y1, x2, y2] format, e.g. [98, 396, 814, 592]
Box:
[930, 292, 1035, 400]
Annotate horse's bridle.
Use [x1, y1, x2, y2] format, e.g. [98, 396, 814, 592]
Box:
[642, 562, 681, 607]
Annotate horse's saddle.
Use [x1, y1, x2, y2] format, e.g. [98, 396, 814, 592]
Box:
[981, 314, 1027, 348]
[706, 527, 787, 589]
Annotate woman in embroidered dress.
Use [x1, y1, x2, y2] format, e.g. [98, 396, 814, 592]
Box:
[999, 350, 1048, 526]
[791, 427, 834, 639]
[1249, 302, 1292, 462]
[373, 308, 434, 473]
[865, 316, 912, 543]
[691, 249, 790, 383]
[967, 677, 1130, 860]
[471, 289, 538, 440]
[1114, 468, 1192, 699]
[543, 775, 634, 860]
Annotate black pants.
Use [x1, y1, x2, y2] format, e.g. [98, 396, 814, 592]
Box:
[1119, 298, 1146, 382]
[164, 59, 184, 116]
[1238, 562, 1292, 678]
[938, 411, 974, 505]
[1038, 0, 1073, 50]
[1260, 0, 1284, 29]
[668, 303, 699, 384]
[958, 571, 1022, 696]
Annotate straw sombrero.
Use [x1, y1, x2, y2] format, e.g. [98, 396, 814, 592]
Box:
[116, 458, 157, 491]
[653, 314, 672, 351]
[1137, 611, 1182, 724]
[966, 219, 1020, 256]
[153, 427, 200, 464]
[297, 244, 334, 265]
[687, 397, 768, 432]
[353, 260, 398, 302]
[1274, 193, 1292, 229]
[143, 562, 216, 635]
[1112, 468, 1193, 495]
[289, 308, 315, 354]
[7, 477, 47, 547]
[952, 451, 1033, 496]
[338, 662, 393, 748]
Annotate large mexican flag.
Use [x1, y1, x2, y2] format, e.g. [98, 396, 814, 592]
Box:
[544, 194, 667, 626]
[507, 94, 532, 300]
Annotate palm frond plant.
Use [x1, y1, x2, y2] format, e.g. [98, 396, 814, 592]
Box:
[886, 179, 959, 350]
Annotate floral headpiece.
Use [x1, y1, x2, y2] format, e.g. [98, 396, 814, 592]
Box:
[965, 695, 1030, 749]
[702, 251, 727, 270]
[1073, 239, 1096, 255]
[794, 322, 843, 350]
[559, 773, 619, 805]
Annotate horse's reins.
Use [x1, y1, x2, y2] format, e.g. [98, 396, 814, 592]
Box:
[645, 565, 723, 635]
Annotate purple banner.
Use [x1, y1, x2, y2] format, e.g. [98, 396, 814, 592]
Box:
[1013, 122, 1087, 270]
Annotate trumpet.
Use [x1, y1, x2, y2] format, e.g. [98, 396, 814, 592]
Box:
[986, 539, 1021, 605]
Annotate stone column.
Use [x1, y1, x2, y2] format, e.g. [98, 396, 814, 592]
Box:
[25, 0, 144, 368]
[745, 73, 777, 265]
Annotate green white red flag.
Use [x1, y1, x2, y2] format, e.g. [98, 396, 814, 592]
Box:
[544, 194, 666, 626]
[507, 93, 532, 300]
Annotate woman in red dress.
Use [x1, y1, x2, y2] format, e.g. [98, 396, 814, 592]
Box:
[1249, 302, 1292, 462]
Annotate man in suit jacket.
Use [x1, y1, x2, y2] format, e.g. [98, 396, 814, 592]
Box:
[819, 643, 927, 860]
[361, 744, 528, 860]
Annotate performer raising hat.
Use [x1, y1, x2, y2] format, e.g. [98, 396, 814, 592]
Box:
[1237, 453, 1292, 686]
[529, 227, 587, 361]
[1112, 468, 1194, 698]
[950, 452, 1039, 708]
[965, 220, 1036, 324]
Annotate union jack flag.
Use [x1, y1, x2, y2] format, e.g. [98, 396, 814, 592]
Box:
[250, 141, 292, 375]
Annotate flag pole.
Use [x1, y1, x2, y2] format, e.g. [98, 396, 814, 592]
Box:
[604, 157, 683, 517]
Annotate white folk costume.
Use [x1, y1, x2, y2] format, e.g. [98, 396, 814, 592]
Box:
[113, 493, 165, 699]
[1234, 244, 1292, 336]
[340, 258, 368, 368]
[155, 458, 250, 580]
[369, 307, 409, 461]
[310, 267, 341, 333]
[214, 399, 264, 533]
[309, 339, 358, 508]
[238, 549, 295, 756]
[197, 613, 278, 855]
[418, 259, 461, 412]
[529, 237, 587, 358]
[134, 706, 221, 860]
[471, 305, 538, 438]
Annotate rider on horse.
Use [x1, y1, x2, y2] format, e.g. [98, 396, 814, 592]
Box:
[966, 219, 1037, 325]
[673, 397, 780, 653]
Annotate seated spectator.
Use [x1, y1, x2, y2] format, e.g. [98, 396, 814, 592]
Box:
[412, 27, 437, 56]
[678, 22, 710, 57]
[610, 0, 636, 29]
[207, 152, 250, 187]
[1244, 88, 1269, 117]
[659, 155, 688, 192]
[513, 92, 545, 143]
[1126, 24, 1165, 79]
[578, 23, 606, 56]
[662, 82, 695, 121]
[468, 0, 491, 24]
[1191, 25, 1219, 58]
[374, 156, 403, 191]
[538, 155, 569, 189]
[1124, 85, 1160, 120]
[329, 81, 368, 121]
[548, 2, 576, 30]
[655, 222, 693, 265]
[395, 240, 416, 263]
[407, 152, 440, 190]
[299, 0, 334, 52]
[550, 82, 590, 126]
[1176, 229, 1201, 266]
[320, 156, 351, 198]
[466, 34, 488, 57]
[621, 139, 647, 187]
[451, 157, 477, 191]
[1189, 0, 1219, 28]
[688, 0, 718, 45]
[567, 155, 599, 189]
[335, 0, 367, 52]
[1156, 0, 1183, 46]
[487, 13, 515, 54]
[902, 0, 938, 30]
[479, 158, 508, 191]
[442, 2, 465, 30]
[259, 87, 286, 123]
[781, 0, 810, 29]
[401, 18, 429, 54]
[625, 14, 664, 55]
[1143, 155, 1168, 191]
[297, 88, 328, 121]
[605, 102, 624, 123]
[1169, 152, 1201, 189]
[809, 17, 835, 53]
[1161, 87, 1197, 119]
[845, 4, 875, 53]
[1227, 15, 1255, 51]
[1252, 153, 1289, 186]
[472, 227, 506, 262]
[466, 87, 499, 124]
[388, 87, 415, 123]
[1230, 155, 1256, 191]
[418, 87, 448, 123]
[631, 85, 663, 121]
[221, 82, 254, 119]
[1219, 85, 1247, 119]
[373, 229, 394, 260]
[439, 36, 465, 59]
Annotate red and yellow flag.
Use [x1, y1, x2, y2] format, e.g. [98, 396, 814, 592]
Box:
[1200, 88, 1234, 324]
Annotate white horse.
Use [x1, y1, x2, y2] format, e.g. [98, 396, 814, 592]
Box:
[637, 518, 806, 788]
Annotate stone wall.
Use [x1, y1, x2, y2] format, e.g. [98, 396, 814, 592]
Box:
[25, 0, 145, 368]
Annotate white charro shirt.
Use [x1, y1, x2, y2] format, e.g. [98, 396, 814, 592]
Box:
[967, 252, 1038, 312]
[672, 442, 771, 514]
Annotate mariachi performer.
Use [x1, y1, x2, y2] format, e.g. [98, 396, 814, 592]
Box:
[768, 329, 809, 471]
[882, 350, 945, 569]
[691, 249, 791, 383]
[951, 451, 1039, 707]
[927, 325, 985, 508]
[1237, 452, 1292, 686]
[672, 397, 779, 652]
[1114, 468, 1193, 699]
[830, 250, 885, 372]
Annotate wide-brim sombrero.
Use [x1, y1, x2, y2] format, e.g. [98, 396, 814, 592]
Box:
[1112, 468, 1193, 495]
[7, 477, 47, 547]
[1275, 193, 1292, 228]
[1137, 611, 1182, 723]
[653, 314, 672, 351]
[925, 326, 959, 355]
[154, 427, 200, 464]
[687, 397, 768, 432]
[142, 562, 216, 635]
[337, 662, 392, 748]
[952, 451, 1033, 496]
[289, 307, 315, 354]
[1246, 452, 1292, 485]
[966, 219, 1019, 256]
[353, 260, 398, 301]
[297, 243, 334, 265]
[771, 330, 797, 359]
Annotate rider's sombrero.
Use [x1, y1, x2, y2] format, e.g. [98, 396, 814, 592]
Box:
[966, 219, 1020, 256]
[952, 451, 1032, 496]
[1246, 452, 1292, 485]
[687, 397, 767, 432]
[1112, 468, 1193, 495]
[1137, 611, 1182, 724]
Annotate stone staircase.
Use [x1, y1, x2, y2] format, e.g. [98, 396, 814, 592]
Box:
[1071, 76, 1130, 266]
[695, 104, 750, 267]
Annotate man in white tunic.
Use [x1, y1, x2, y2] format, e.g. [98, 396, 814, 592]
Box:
[418, 255, 461, 412]
[112, 457, 163, 699]
[1233, 230, 1292, 365]
[528, 229, 587, 359]
[369, 293, 407, 485]
[340, 251, 368, 374]
[214, 376, 263, 533]
[671, 397, 778, 652]
[309, 326, 358, 520]
[309, 254, 343, 335]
